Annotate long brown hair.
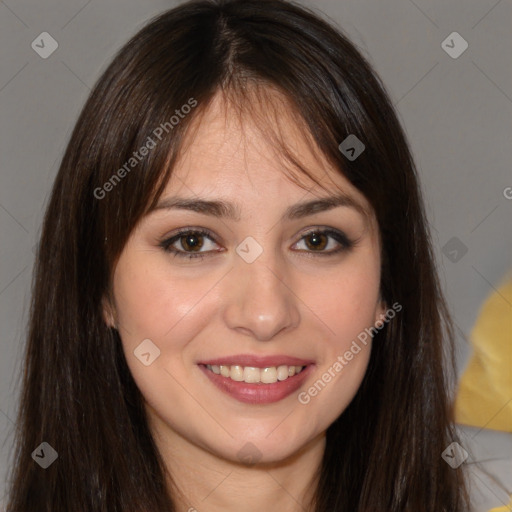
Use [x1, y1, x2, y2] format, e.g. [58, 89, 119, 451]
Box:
[6, 1, 469, 510]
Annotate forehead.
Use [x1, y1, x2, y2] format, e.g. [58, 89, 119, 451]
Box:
[162, 88, 372, 217]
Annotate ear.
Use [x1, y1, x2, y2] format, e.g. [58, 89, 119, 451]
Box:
[101, 295, 117, 329]
[374, 297, 387, 326]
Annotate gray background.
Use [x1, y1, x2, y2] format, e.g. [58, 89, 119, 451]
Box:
[1, 0, 511, 509]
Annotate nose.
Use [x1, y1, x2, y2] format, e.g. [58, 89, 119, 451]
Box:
[222, 252, 301, 341]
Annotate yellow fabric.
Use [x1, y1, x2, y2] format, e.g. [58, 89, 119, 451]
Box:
[453, 276, 512, 512]
[454, 276, 512, 432]
[488, 495, 512, 511]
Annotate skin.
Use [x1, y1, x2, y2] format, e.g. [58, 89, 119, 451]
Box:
[104, 90, 386, 512]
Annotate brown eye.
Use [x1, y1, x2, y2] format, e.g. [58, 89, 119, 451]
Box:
[180, 233, 204, 252]
[159, 228, 221, 259]
[304, 232, 328, 251]
[293, 228, 354, 256]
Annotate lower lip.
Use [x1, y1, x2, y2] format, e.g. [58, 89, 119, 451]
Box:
[198, 364, 314, 404]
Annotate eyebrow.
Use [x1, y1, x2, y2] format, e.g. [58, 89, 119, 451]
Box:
[150, 193, 369, 222]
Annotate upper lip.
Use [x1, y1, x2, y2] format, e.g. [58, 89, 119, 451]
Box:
[198, 354, 314, 368]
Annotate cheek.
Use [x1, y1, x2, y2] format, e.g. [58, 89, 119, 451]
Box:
[296, 265, 379, 428]
[309, 256, 381, 349]
[111, 252, 223, 402]
[112, 254, 216, 341]
[309, 253, 381, 415]
[111, 256, 219, 418]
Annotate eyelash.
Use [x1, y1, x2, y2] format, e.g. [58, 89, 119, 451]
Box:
[158, 227, 355, 260]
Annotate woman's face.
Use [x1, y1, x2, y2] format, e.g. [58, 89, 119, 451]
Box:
[106, 91, 385, 465]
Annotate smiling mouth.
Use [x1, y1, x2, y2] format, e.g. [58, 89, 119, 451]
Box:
[203, 364, 307, 384]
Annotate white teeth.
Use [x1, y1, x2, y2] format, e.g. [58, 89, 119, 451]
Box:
[261, 367, 277, 383]
[205, 364, 306, 384]
[243, 367, 260, 383]
[230, 365, 244, 382]
[277, 365, 289, 381]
